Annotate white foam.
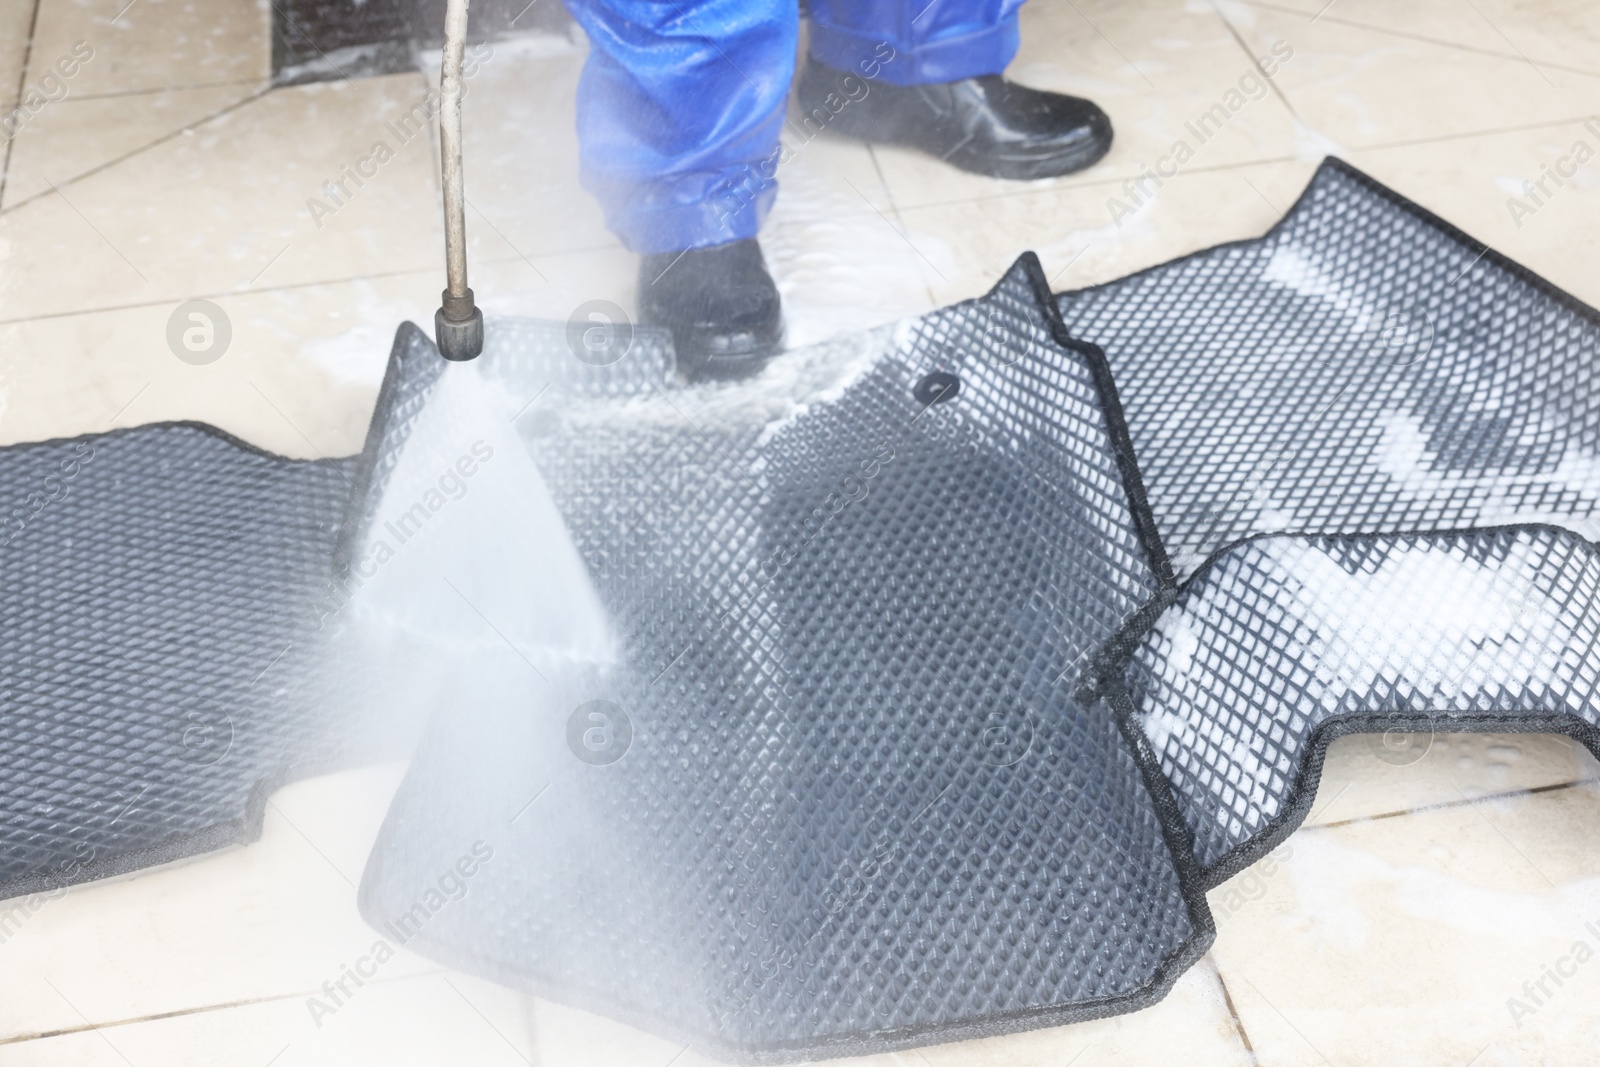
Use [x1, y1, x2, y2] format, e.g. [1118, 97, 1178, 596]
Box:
[1263, 538, 1578, 709]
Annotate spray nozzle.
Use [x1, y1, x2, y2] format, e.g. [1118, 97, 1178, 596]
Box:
[435, 287, 483, 361]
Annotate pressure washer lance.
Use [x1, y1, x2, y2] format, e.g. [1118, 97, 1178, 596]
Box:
[434, 0, 484, 361]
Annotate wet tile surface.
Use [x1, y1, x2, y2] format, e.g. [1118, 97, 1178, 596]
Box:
[2, 0, 1598, 1062]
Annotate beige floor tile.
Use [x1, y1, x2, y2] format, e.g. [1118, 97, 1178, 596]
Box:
[0, 72, 443, 323]
[0, 270, 439, 454]
[1309, 733, 1600, 828]
[5, 2, 1600, 1063]
[471, 242, 631, 320]
[864, 0, 1303, 212]
[0, 950, 1252, 1066]
[434, 34, 619, 261]
[2, 81, 258, 208]
[1244, 0, 1600, 77]
[1343, 118, 1600, 308]
[762, 133, 938, 347]
[1210, 781, 1600, 1066]
[29, 0, 269, 98]
[894, 116, 1600, 320]
[1222, 4, 1600, 151]
[0, 765, 421, 1043]
[896, 157, 1318, 307]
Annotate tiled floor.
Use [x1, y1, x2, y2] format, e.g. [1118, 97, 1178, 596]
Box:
[3, 0, 1600, 1063]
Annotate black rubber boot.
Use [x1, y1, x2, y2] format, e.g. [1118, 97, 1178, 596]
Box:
[637, 238, 784, 382]
[795, 57, 1113, 180]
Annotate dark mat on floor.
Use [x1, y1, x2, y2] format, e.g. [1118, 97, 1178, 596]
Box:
[359, 260, 1200, 1063]
[0, 337, 441, 898]
[1056, 158, 1600, 886]
[358, 157, 1600, 1062]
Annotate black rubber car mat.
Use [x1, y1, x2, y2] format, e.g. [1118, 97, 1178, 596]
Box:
[1107, 524, 1600, 888]
[357, 156, 1600, 1063]
[0, 333, 442, 898]
[1056, 157, 1600, 579]
[1056, 158, 1600, 888]
[358, 254, 1206, 1063]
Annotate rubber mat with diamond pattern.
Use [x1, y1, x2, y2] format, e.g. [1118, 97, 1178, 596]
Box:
[0, 333, 441, 897]
[360, 158, 1600, 1063]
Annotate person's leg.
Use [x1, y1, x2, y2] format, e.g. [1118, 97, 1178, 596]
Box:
[565, 0, 798, 255]
[565, 0, 794, 380]
[798, 0, 1112, 181]
[807, 0, 1026, 87]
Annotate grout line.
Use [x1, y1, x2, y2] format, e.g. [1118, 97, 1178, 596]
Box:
[865, 143, 939, 306]
[1208, 955, 1258, 1060]
[883, 109, 1598, 217]
[1461, 0, 1559, 90]
[1243, 0, 1600, 82]
[1064, 0, 1157, 90]
[1311, 775, 1600, 832]
[1209, 0, 1304, 123]
[57, 77, 269, 104]
[887, 153, 1305, 214]
[0, 86, 274, 215]
[40, 979, 137, 1067]
[0, 969, 448, 1047]
[1344, 112, 1600, 154]
[0, 0, 46, 208]
[0, 242, 621, 329]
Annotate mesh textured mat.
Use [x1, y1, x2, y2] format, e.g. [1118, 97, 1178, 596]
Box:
[358, 157, 1600, 1062]
[1055, 159, 1600, 883]
[359, 258, 1200, 1062]
[0, 338, 442, 897]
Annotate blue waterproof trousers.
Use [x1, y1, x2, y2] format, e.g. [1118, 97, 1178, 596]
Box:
[564, 0, 1027, 253]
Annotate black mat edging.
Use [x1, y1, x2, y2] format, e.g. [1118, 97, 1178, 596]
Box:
[1048, 154, 1600, 1055]
[1097, 522, 1600, 894]
[0, 329, 437, 900]
[354, 259, 1214, 1065]
[1059, 156, 1600, 334]
[349, 895, 1215, 1066]
[0, 753, 360, 898]
[1021, 251, 1177, 588]
[335, 321, 447, 575]
[1060, 155, 1600, 894]
[0, 419, 352, 472]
